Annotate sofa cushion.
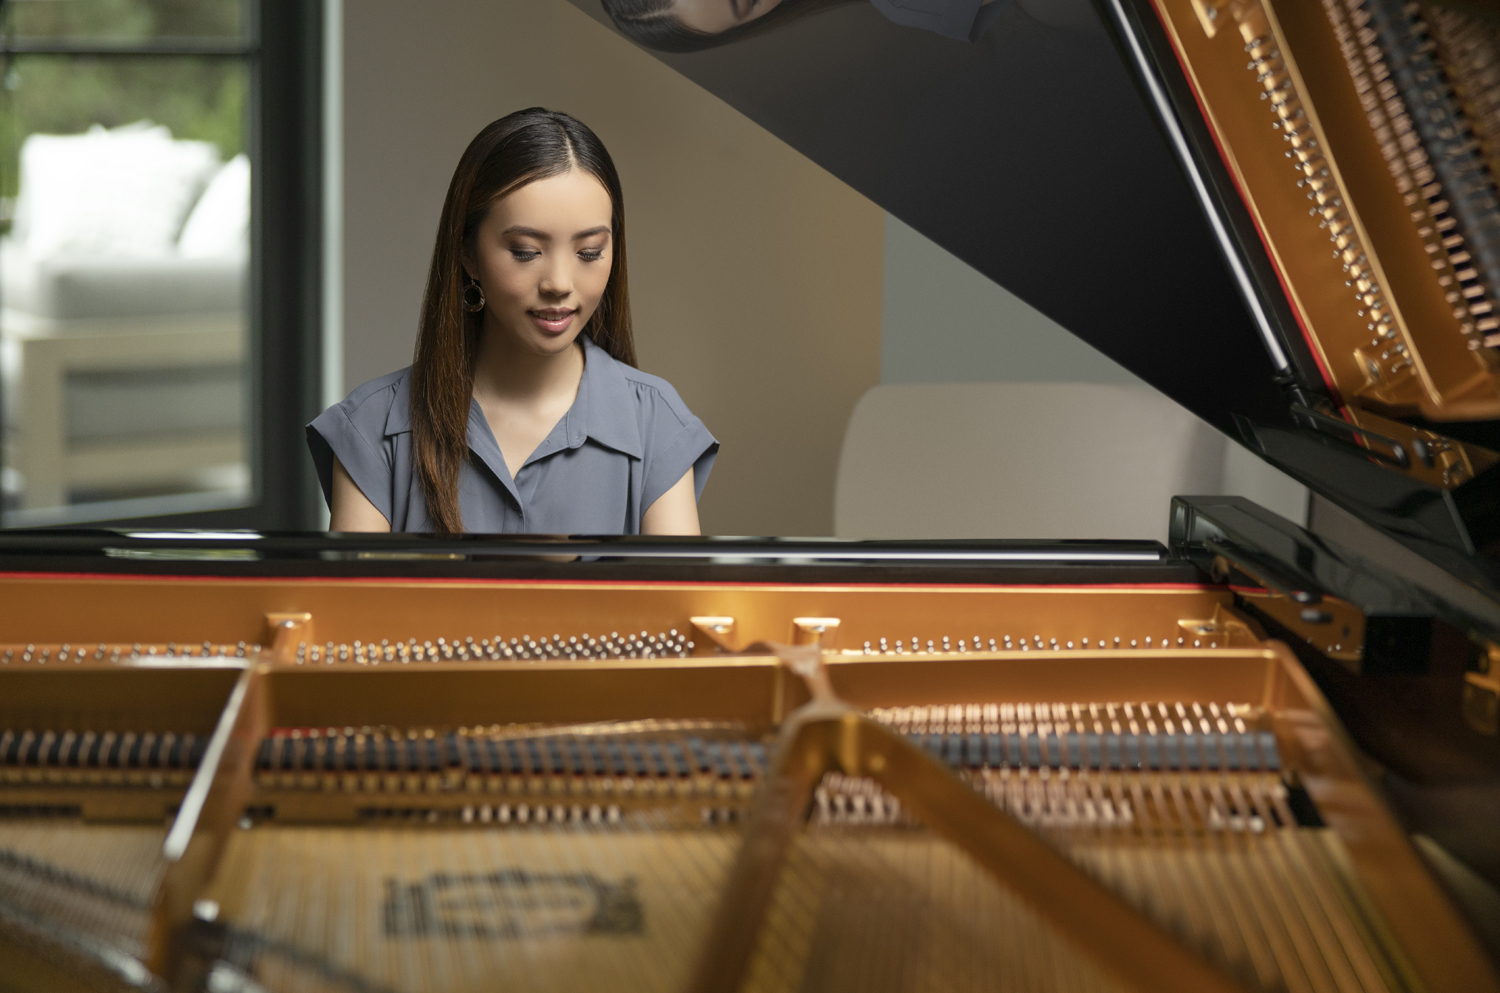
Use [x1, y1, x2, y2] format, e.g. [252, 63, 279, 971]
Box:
[178, 154, 250, 259]
[1, 237, 244, 319]
[12, 122, 221, 258]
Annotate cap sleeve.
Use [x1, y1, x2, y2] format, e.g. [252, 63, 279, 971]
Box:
[306, 388, 397, 525]
[637, 384, 719, 512]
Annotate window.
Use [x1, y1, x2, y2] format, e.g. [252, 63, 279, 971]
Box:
[0, 0, 322, 529]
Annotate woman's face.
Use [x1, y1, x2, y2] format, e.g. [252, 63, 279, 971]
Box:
[466, 168, 614, 357]
[671, 0, 785, 34]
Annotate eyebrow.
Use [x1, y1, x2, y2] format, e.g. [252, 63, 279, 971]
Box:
[503, 225, 611, 241]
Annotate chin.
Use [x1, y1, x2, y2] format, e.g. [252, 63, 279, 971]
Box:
[523, 329, 585, 356]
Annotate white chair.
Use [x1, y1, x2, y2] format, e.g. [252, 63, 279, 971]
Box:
[834, 382, 1231, 544]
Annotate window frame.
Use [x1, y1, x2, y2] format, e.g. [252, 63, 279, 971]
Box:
[0, 0, 324, 531]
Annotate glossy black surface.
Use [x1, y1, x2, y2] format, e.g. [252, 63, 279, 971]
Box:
[0, 529, 1187, 584]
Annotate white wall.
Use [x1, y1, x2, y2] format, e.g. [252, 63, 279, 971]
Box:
[882, 214, 1144, 386]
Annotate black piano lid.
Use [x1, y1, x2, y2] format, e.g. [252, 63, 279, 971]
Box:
[564, 0, 1500, 611]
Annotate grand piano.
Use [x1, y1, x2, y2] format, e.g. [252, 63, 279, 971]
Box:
[1, 1, 1498, 991]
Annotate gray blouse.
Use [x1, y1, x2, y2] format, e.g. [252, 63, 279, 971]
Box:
[307, 335, 718, 533]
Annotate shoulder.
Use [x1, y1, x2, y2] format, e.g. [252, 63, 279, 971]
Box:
[311, 367, 410, 447]
[339, 367, 409, 418]
[615, 363, 696, 427]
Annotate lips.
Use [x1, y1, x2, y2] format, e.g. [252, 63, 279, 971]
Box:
[528, 308, 577, 335]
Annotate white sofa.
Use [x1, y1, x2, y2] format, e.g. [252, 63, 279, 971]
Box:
[0, 123, 249, 514]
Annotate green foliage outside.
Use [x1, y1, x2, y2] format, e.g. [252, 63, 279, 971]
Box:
[6, 0, 242, 38]
[0, 0, 247, 202]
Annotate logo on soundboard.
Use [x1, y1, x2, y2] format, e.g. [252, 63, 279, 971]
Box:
[382, 869, 643, 938]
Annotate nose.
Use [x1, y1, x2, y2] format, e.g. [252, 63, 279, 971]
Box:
[537, 256, 574, 299]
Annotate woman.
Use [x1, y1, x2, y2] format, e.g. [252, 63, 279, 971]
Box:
[307, 108, 717, 535]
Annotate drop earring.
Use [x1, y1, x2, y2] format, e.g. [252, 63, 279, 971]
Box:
[462, 274, 486, 313]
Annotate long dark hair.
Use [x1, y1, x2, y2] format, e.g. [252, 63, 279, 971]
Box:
[601, 0, 858, 52]
[411, 107, 635, 534]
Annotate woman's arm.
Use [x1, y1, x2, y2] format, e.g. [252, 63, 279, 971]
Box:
[330, 455, 392, 532]
[641, 469, 700, 536]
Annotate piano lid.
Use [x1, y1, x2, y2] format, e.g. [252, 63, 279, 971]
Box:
[569, 0, 1500, 604]
[567, 0, 1291, 438]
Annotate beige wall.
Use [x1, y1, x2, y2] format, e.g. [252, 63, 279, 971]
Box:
[340, 0, 883, 536]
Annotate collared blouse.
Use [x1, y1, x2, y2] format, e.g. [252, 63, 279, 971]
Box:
[306, 335, 718, 533]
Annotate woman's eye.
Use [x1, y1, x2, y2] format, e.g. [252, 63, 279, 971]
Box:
[579, 250, 604, 261]
[510, 249, 540, 261]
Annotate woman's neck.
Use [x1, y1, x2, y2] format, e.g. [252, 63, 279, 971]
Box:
[471, 324, 585, 406]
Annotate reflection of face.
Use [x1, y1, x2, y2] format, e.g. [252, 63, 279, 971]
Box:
[671, 0, 785, 35]
[466, 169, 614, 358]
